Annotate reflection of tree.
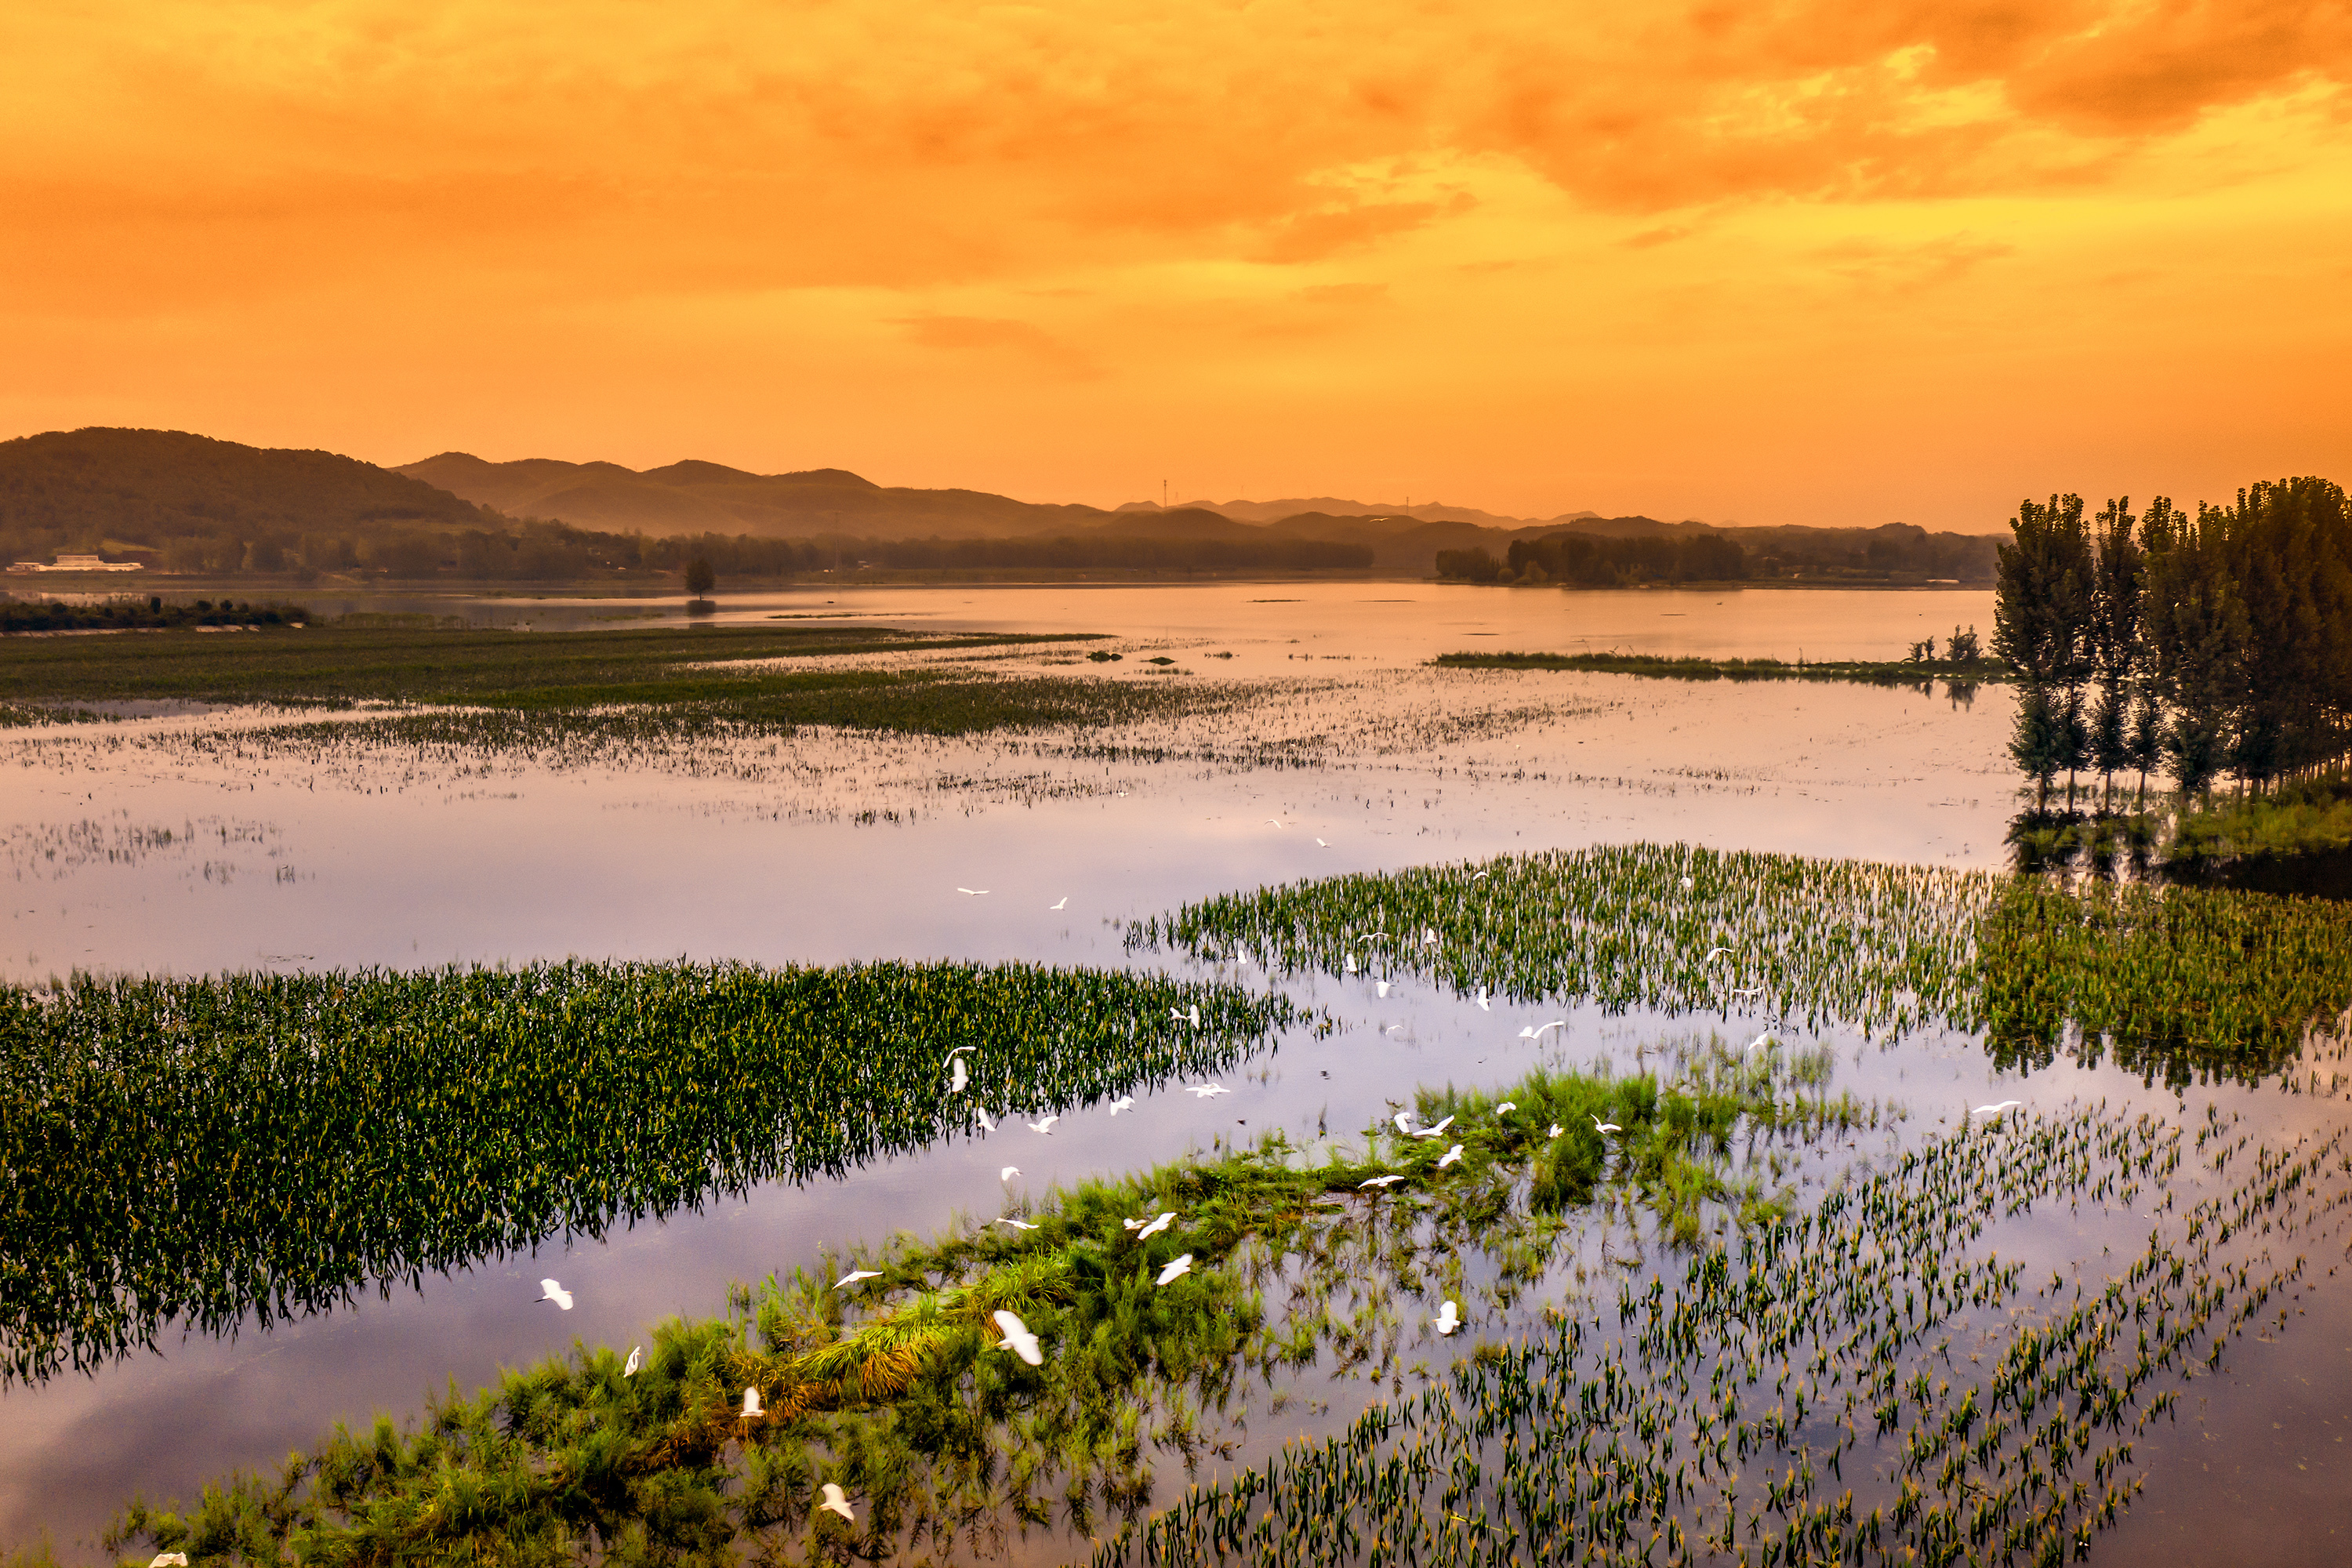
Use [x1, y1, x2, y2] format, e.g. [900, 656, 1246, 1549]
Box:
[1978, 875, 2352, 1088]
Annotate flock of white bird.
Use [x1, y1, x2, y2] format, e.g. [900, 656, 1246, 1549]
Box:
[499, 894, 2033, 1537]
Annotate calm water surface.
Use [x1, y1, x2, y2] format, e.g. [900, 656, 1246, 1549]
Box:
[4, 586, 2343, 1563]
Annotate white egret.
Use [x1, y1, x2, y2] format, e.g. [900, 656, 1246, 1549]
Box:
[1187, 1004, 1200, 1026]
[1000, 1165, 1021, 1181]
[1377, 981, 1391, 998]
[1344, 953, 1359, 974]
[956, 887, 989, 895]
[819, 1482, 856, 1521]
[976, 1110, 997, 1132]
[742, 1386, 764, 1418]
[1133, 1210, 1176, 1239]
[948, 1058, 969, 1093]
[1591, 1114, 1622, 1134]
[624, 1345, 642, 1377]
[1049, 896, 1068, 910]
[1548, 1123, 1563, 1138]
[1267, 818, 1284, 828]
[148, 1555, 187, 1566]
[1415, 1115, 1455, 1138]
[1436, 1143, 1464, 1169]
[1156, 1254, 1194, 1285]
[1702, 946, 1734, 964]
[995, 1217, 1040, 1231]
[1359, 1174, 1404, 1189]
[1494, 1102, 1516, 1115]
[1471, 870, 1490, 881]
[1519, 1021, 1566, 1040]
[1745, 1033, 1777, 1054]
[1316, 837, 1330, 847]
[1107, 1094, 1136, 1115]
[1475, 988, 1491, 1011]
[835, 1269, 882, 1288]
[1969, 1100, 2023, 1119]
[1026, 1114, 1058, 1134]
[538, 1279, 573, 1311]
[1185, 1083, 1229, 1098]
[1435, 1301, 1461, 1336]
[1393, 1111, 1417, 1135]
[993, 1308, 1044, 1366]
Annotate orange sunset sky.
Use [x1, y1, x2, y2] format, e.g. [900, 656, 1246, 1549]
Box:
[4, 2, 2348, 528]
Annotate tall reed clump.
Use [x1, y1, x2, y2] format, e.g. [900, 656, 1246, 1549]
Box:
[0, 960, 1298, 1386]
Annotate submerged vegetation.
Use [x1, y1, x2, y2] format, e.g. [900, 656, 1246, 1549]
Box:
[0, 960, 1295, 1385]
[1134, 844, 2352, 1080]
[1098, 1106, 2347, 1567]
[102, 1053, 1875, 1566]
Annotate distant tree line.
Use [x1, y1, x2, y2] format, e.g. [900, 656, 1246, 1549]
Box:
[1436, 524, 1994, 587]
[0, 514, 1372, 583]
[1438, 533, 1748, 586]
[1994, 476, 2351, 808]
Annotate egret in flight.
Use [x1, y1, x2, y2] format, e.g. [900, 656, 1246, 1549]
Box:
[995, 1217, 1040, 1231]
[956, 887, 989, 895]
[538, 1279, 574, 1311]
[1000, 1165, 1021, 1181]
[835, 1269, 882, 1288]
[1027, 1114, 1058, 1134]
[1156, 1254, 1194, 1285]
[993, 1308, 1044, 1366]
[1969, 1100, 2023, 1120]
[1436, 1143, 1464, 1169]
[1415, 1115, 1455, 1139]
[1519, 1021, 1566, 1040]
[742, 1386, 764, 1418]
[1435, 1301, 1461, 1336]
[1185, 1083, 1230, 1098]
[1591, 1114, 1622, 1134]
[624, 1346, 642, 1377]
[1131, 1210, 1176, 1240]
[1049, 896, 1068, 910]
[1107, 1094, 1136, 1115]
[818, 1482, 856, 1521]
[1359, 1174, 1404, 1189]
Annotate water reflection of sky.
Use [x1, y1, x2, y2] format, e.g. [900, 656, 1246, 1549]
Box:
[3, 586, 2344, 1565]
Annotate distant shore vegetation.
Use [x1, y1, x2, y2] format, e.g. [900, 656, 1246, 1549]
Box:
[1435, 521, 1996, 588]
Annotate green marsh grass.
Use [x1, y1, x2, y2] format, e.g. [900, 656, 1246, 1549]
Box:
[0, 960, 1295, 1386]
[0, 621, 1080, 705]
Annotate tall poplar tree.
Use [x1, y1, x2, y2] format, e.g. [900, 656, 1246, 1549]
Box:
[1994, 494, 2095, 811]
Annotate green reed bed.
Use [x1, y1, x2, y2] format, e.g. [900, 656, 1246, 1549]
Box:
[1132, 844, 1998, 1042]
[1098, 1105, 2352, 1568]
[103, 1054, 1878, 1567]
[1432, 651, 2007, 688]
[1134, 844, 2352, 1080]
[0, 960, 1293, 1387]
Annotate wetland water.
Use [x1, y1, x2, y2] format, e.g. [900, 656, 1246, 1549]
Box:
[3, 584, 2347, 1563]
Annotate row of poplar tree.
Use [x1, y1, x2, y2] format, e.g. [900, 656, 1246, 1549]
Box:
[1992, 474, 2351, 807]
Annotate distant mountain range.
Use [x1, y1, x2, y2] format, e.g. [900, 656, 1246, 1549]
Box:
[1, 428, 1998, 584]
